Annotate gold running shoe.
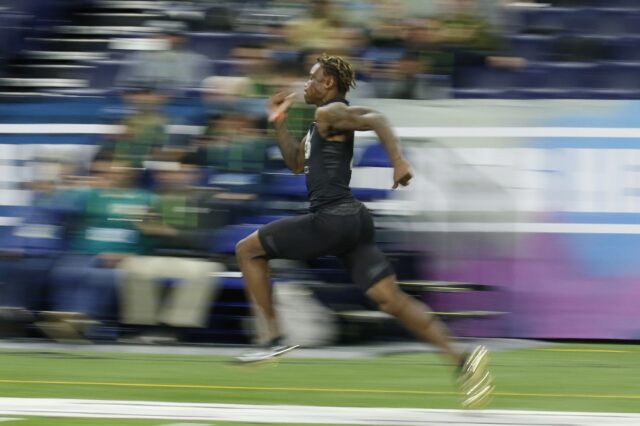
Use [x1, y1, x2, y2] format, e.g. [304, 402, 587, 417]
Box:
[457, 345, 495, 409]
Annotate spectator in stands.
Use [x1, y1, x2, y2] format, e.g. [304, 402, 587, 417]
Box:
[368, 18, 407, 50]
[229, 43, 277, 97]
[197, 111, 271, 176]
[118, 152, 225, 343]
[370, 17, 453, 99]
[360, 0, 408, 40]
[263, 22, 300, 60]
[100, 86, 169, 169]
[346, 4, 420, 99]
[192, 109, 274, 220]
[202, 75, 257, 120]
[0, 156, 82, 334]
[432, 0, 525, 89]
[41, 154, 153, 342]
[365, 49, 425, 99]
[285, 0, 344, 52]
[440, 0, 500, 51]
[116, 21, 210, 93]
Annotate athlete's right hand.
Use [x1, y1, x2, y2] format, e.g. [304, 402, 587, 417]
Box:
[267, 91, 296, 124]
[392, 158, 413, 189]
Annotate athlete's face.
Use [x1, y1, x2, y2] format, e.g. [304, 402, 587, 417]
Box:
[304, 63, 331, 105]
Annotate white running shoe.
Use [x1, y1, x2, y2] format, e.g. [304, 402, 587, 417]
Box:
[236, 338, 300, 363]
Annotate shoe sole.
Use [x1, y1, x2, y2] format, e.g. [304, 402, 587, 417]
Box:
[235, 345, 300, 364]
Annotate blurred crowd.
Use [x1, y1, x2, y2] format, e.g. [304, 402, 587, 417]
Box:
[0, 59, 301, 340]
[114, 0, 525, 100]
[0, 0, 584, 344]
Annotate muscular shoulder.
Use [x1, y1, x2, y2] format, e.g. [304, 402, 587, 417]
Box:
[314, 103, 350, 140]
[315, 102, 378, 135]
[315, 102, 348, 123]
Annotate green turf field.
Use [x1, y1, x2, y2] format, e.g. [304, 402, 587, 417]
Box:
[0, 343, 637, 425]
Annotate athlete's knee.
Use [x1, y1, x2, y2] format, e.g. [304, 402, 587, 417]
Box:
[235, 237, 251, 260]
[235, 232, 265, 261]
[378, 291, 412, 316]
[366, 276, 410, 316]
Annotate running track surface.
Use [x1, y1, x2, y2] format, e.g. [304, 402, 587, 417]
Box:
[0, 398, 638, 425]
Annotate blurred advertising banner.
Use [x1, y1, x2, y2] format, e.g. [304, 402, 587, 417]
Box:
[356, 99, 640, 340]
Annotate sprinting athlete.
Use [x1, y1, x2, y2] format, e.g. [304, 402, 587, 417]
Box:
[235, 54, 493, 408]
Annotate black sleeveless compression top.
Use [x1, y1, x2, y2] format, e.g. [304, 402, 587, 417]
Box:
[303, 97, 355, 212]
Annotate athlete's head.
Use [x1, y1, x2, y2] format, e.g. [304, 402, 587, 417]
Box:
[303, 54, 356, 106]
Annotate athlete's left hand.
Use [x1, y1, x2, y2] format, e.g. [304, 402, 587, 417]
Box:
[392, 159, 413, 189]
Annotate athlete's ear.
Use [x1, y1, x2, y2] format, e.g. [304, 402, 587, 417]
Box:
[324, 74, 335, 91]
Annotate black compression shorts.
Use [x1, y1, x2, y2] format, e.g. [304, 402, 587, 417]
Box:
[258, 201, 394, 290]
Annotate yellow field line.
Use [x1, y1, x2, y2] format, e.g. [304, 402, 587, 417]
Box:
[0, 379, 639, 400]
[536, 348, 633, 353]
[496, 391, 640, 400]
[0, 379, 453, 395]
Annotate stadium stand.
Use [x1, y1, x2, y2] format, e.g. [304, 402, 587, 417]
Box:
[0, 0, 539, 343]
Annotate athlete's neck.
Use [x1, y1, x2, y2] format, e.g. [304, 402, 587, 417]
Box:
[317, 90, 344, 106]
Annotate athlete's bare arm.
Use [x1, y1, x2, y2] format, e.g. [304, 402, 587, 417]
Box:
[315, 102, 413, 189]
[272, 120, 305, 174]
[268, 92, 305, 174]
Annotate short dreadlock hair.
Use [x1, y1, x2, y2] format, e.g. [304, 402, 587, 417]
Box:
[317, 53, 356, 95]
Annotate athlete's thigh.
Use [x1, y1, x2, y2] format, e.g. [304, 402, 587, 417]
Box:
[258, 213, 342, 260]
[340, 243, 395, 291]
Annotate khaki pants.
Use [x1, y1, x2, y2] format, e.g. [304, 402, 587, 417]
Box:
[119, 256, 223, 328]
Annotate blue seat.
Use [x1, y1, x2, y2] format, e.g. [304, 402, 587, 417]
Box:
[261, 169, 307, 199]
[601, 61, 640, 90]
[249, 214, 290, 225]
[218, 276, 245, 290]
[522, 7, 574, 33]
[565, 8, 597, 33]
[362, 47, 405, 63]
[589, 8, 640, 35]
[509, 62, 599, 99]
[607, 36, 640, 61]
[456, 67, 522, 90]
[455, 67, 532, 98]
[210, 59, 236, 76]
[453, 89, 511, 99]
[210, 223, 260, 254]
[592, 61, 640, 91]
[352, 186, 390, 201]
[354, 143, 393, 168]
[506, 34, 558, 61]
[600, 0, 640, 8]
[0, 134, 99, 144]
[0, 13, 31, 57]
[352, 144, 394, 201]
[186, 32, 277, 60]
[208, 172, 261, 193]
[581, 88, 640, 99]
[270, 49, 300, 63]
[536, 62, 600, 90]
[88, 59, 131, 89]
[187, 32, 237, 59]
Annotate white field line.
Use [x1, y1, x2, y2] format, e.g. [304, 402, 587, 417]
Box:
[0, 398, 637, 425]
